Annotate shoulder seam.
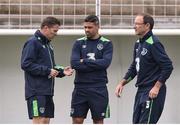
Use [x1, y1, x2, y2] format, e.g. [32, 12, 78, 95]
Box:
[100, 36, 110, 42]
[77, 36, 87, 41]
[146, 36, 154, 45]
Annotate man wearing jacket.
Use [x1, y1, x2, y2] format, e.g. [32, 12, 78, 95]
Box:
[115, 13, 173, 124]
[70, 15, 113, 124]
[21, 17, 73, 124]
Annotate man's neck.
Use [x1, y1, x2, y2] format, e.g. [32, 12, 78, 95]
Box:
[40, 29, 51, 41]
[139, 30, 150, 39]
[91, 34, 100, 40]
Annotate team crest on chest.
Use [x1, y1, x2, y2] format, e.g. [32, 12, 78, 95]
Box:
[141, 48, 148, 55]
[97, 43, 103, 50]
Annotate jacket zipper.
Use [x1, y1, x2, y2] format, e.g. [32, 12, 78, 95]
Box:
[46, 43, 54, 94]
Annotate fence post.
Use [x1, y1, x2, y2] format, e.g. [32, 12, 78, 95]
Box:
[96, 0, 101, 25]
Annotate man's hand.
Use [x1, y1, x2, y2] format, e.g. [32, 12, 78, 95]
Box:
[149, 81, 162, 99]
[63, 66, 74, 76]
[115, 83, 124, 98]
[49, 69, 59, 78]
[115, 79, 128, 98]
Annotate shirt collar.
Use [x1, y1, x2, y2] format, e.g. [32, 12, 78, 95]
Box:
[139, 30, 153, 43]
[34, 30, 50, 44]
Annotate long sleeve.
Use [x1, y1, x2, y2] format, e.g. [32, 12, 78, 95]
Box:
[21, 41, 51, 76]
[83, 41, 113, 70]
[71, 41, 94, 72]
[151, 42, 173, 83]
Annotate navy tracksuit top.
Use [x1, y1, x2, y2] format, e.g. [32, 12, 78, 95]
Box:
[71, 36, 113, 88]
[21, 30, 65, 99]
[124, 31, 173, 89]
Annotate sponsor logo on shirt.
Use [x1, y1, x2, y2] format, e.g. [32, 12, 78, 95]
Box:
[87, 53, 96, 60]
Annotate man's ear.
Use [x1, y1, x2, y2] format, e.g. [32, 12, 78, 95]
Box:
[146, 23, 150, 30]
[43, 25, 49, 30]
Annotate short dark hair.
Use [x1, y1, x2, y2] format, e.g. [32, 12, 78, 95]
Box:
[41, 16, 61, 29]
[138, 13, 154, 30]
[84, 15, 99, 25]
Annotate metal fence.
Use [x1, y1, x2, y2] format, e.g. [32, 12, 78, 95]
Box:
[0, 0, 180, 29]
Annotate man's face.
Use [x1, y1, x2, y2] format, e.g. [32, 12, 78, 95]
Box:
[134, 16, 149, 37]
[44, 24, 60, 40]
[84, 22, 99, 39]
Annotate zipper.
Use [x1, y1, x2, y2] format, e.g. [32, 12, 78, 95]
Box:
[46, 43, 54, 94]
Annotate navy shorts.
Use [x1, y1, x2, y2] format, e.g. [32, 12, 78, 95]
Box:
[133, 85, 166, 124]
[27, 95, 54, 119]
[70, 86, 110, 119]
